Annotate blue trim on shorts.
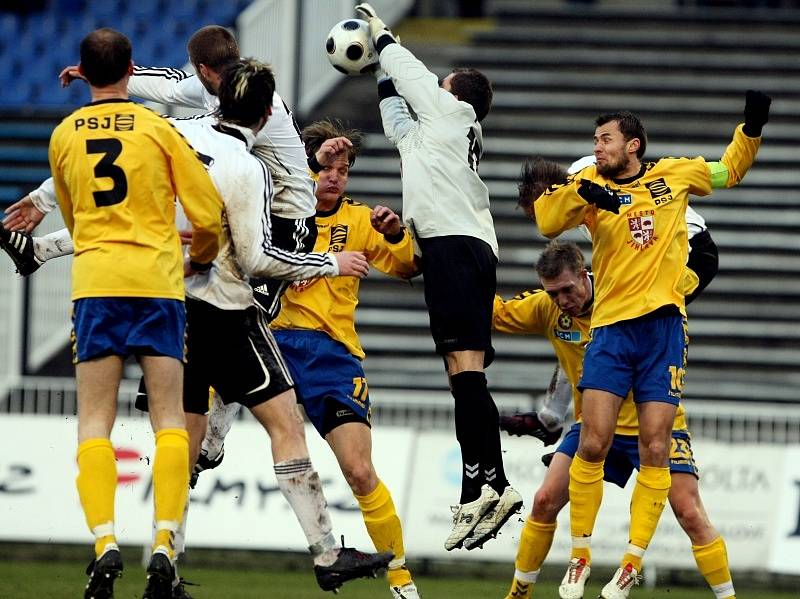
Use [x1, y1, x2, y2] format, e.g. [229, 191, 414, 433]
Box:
[579, 312, 687, 405]
[72, 298, 185, 362]
[273, 329, 370, 436]
[555, 423, 699, 487]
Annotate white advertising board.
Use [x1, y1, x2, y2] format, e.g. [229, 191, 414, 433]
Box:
[0, 415, 796, 574]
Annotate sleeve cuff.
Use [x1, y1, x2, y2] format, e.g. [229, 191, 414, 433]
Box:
[189, 260, 212, 273]
[375, 34, 396, 55]
[307, 154, 323, 174]
[378, 79, 399, 100]
[384, 229, 406, 244]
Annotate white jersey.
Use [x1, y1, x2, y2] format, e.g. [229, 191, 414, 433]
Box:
[377, 44, 498, 257]
[129, 66, 315, 219]
[172, 117, 336, 310]
[568, 155, 707, 239]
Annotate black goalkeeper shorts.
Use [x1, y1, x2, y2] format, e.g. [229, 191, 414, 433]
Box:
[417, 235, 497, 366]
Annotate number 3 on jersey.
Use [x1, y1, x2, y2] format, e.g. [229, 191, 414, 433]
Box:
[86, 138, 127, 207]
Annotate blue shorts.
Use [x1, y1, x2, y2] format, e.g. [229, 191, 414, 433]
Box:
[555, 423, 699, 487]
[72, 298, 186, 363]
[579, 309, 688, 405]
[273, 330, 371, 436]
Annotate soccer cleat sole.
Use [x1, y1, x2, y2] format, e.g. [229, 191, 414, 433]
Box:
[445, 497, 500, 551]
[463, 497, 523, 550]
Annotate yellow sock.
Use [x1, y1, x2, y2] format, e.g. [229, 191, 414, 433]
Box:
[152, 428, 189, 559]
[569, 455, 604, 563]
[624, 465, 670, 571]
[76, 438, 118, 557]
[505, 517, 556, 598]
[693, 537, 736, 599]
[355, 479, 411, 587]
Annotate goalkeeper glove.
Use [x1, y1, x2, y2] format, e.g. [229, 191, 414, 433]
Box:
[356, 3, 396, 43]
[577, 179, 621, 214]
[743, 89, 771, 137]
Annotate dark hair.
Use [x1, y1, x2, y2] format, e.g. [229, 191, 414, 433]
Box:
[79, 28, 131, 87]
[535, 240, 585, 280]
[517, 156, 568, 221]
[301, 118, 363, 166]
[188, 25, 239, 70]
[216, 59, 275, 128]
[595, 110, 647, 158]
[449, 68, 493, 122]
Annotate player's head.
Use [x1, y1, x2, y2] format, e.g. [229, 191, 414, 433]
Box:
[441, 68, 493, 122]
[535, 240, 592, 316]
[188, 25, 240, 95]
[593, 111, 647, 177]
[216, 59, 275, 132]
[517, 156, 569, 221]
[78, 28, 132, 88]
[302, 119, 363, 205]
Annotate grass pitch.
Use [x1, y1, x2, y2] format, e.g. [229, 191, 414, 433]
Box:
[0, 560, 797, 599]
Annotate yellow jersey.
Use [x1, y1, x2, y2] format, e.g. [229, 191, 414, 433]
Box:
[271, 196, 418, 359]
[49, 99, 223, 301]
[492, 283, 687, 436]
[534, 125, 761, 328]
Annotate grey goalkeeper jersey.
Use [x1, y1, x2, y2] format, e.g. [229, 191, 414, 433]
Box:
[377, 44, 498, 257]
[128, 66, 315, 219]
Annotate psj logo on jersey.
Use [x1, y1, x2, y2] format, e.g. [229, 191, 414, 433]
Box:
[626, 210, 657, 251]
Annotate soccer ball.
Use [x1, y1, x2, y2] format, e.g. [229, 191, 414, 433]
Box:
[325, 19, 377, 76]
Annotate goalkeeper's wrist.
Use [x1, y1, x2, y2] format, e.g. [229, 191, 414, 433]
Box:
[742, 122, 763, 138]
[189, 260, 212, 273]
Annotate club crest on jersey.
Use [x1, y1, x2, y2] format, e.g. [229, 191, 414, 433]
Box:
[328, 224, 349, 252]
[558, 313, 572, 330]
[627, 210, 657, 250]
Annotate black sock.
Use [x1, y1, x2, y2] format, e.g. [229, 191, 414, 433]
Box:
[451, 370, 490, 503]
[483, 394, 509, 494]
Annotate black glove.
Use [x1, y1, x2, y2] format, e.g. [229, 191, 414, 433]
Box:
[743, 89, 771, 137]
[577, 179, 621, 214]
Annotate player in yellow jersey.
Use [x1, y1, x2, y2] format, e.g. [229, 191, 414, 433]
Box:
[270, 119, 420, 599]
[48, 29, 223, 599]
[494, 241, 735, 599]
[531, 91, 770, 598]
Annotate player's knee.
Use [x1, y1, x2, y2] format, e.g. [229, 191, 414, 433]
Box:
[578, 435, 611, 461]
[343, 460, 377, 496]
[639, 438, 670, 465]
[532, 486, 565, 520]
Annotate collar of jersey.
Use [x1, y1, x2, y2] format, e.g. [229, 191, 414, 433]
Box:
[316, 196, 345, 217]
[213, 121, 256, 151]
[612, 162, 647, 186]
[85, 98, 133, 107]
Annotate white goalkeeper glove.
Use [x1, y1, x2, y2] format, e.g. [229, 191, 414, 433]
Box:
[355, 3, 395, 43]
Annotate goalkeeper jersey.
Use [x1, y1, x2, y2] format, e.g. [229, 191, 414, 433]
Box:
[129, 66, 315, 219]
[377, 44, 498, 256]
[535, 125, 761, 328]
[49, 99, 222, 301]
[271, 196, 417, 359]
[492, 284, 688, 436]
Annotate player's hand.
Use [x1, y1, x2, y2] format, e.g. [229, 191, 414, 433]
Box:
[2, 195, 45, 232]
[58, 64, 85, 88]
[577, 179, 621, 214]
[355, 3, 394, 42]
[334, 250, 369, 278]
[743, 89, 771, 137]
[370, 205, 403, 236]
[316, 137, 353, 167]
[178, 229, 193, 246]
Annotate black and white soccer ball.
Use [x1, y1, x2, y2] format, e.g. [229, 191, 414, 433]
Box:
[325, 19, 377, 76]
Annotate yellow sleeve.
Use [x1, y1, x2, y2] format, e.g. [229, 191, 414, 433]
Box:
[533, 174, 593, 238]
[364, 224, 418, 279]
[161, 121, 223, 266]
[492, 291, 549, 335]
[716, 123, 762, 188]
[48, 126, 74, 234]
